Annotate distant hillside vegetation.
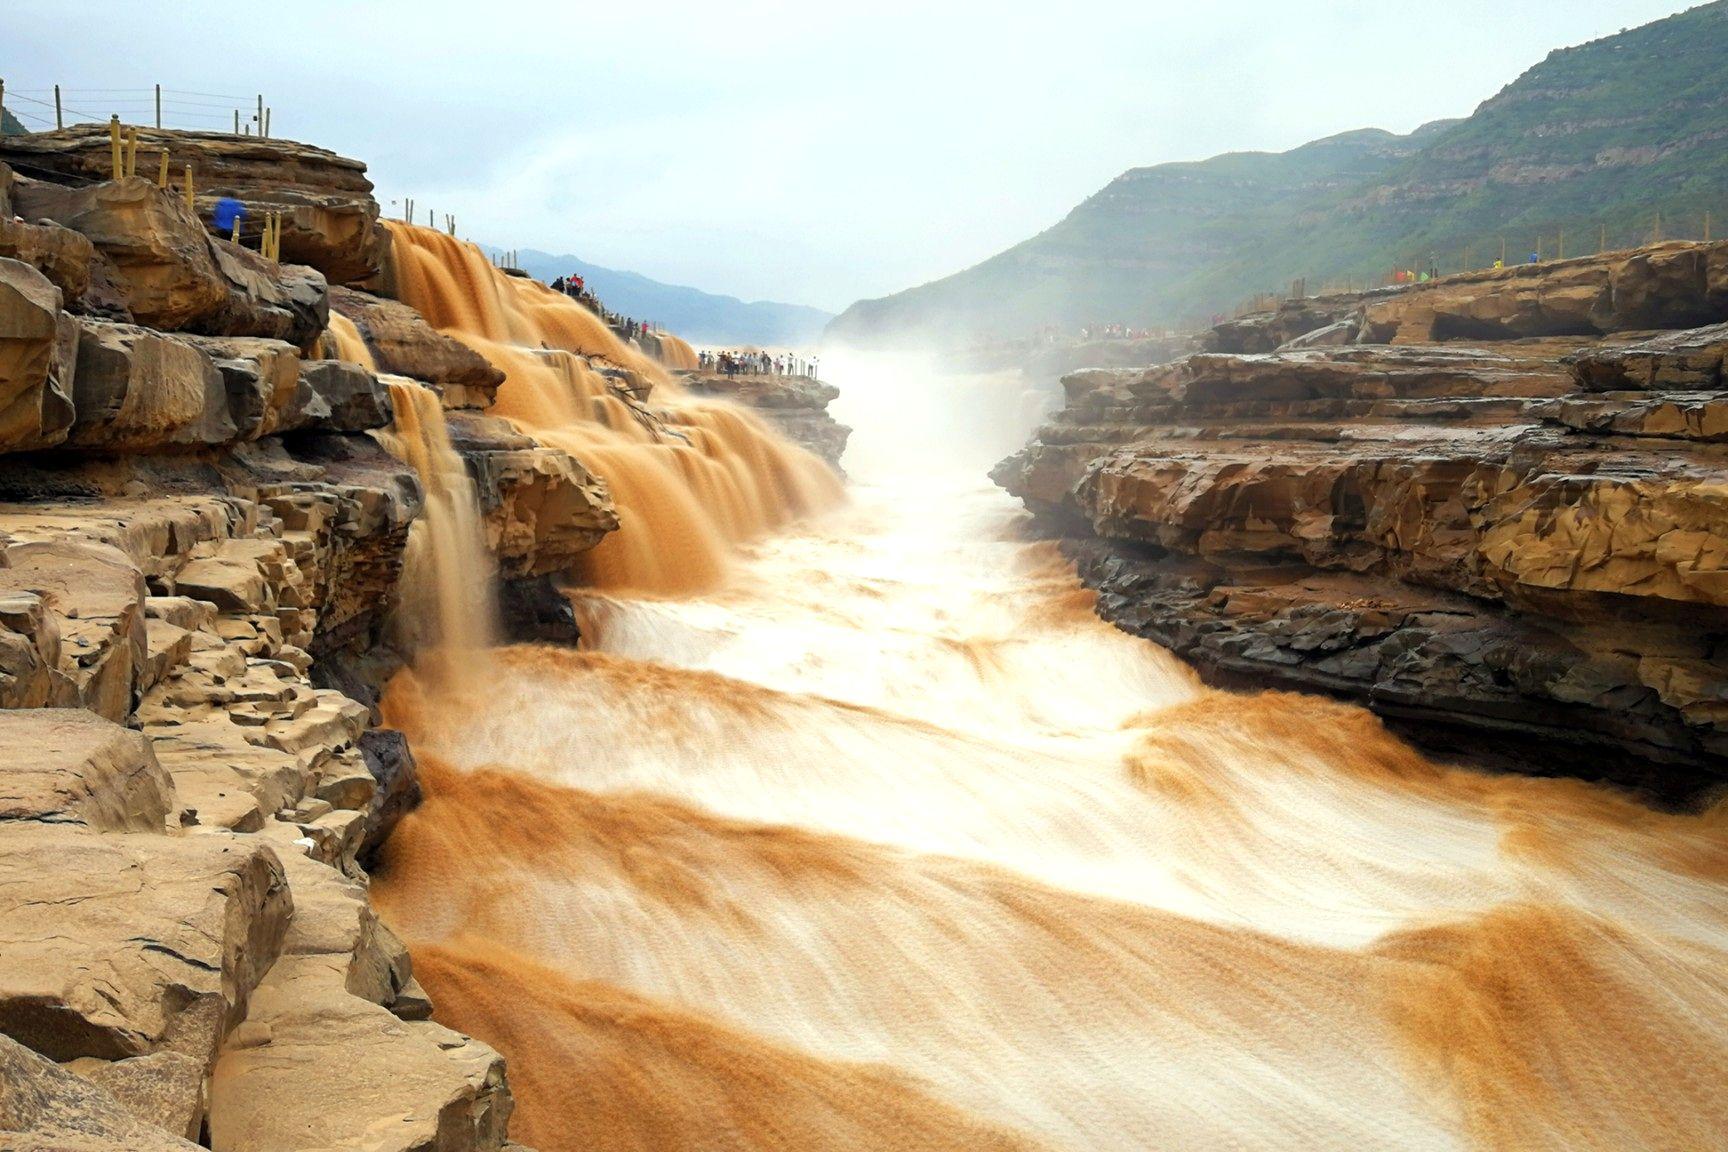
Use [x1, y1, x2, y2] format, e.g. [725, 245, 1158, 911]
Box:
[1, 107, 27, 136]
[490, 246, 832, 347]
[828, 0, 1728, 348]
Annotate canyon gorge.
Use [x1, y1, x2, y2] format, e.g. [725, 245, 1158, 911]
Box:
[1, 93, 1726, 1152]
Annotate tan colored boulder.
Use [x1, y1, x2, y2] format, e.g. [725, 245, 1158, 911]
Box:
[69, 318, 236, 449]
[66, 1050, 208, 1142]
[207, 953, 511, 1152]
[1567, 321, 1728, 392]
[1358, 241, 1728, 344]
[0, 708, 174, 832]
[0, 1033, 202, 1152]
[0, 825, 291, 1062]
[327, 285, 504, 394]
[281, 359, 393, 433]
[181, 334, 303, 439]
[14, 176, 230, 331]
[0, 126, 384, 285]
[0, 256, 78, 453]
[446, 413, 617, 578]
[0, 537, 145, 721]
[0, 215, 95, 302]
[12, 175, 330, 346]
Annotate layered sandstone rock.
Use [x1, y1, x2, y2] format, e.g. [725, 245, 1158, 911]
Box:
[11, 175, 329, 346]
[326, 286, 503, 400]
[0, 1033, 204, 1152]
[682, 370, 851, 468]
[0, 127, 383, 285]
[999, 274, 1728, 799]
[0, 709, 174, 832]
[0, 257, 78, 452]
[1357, 240, 1728, 344]
[446, 413, 618, 578]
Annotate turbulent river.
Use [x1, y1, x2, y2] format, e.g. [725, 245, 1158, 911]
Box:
[360, 229, 1728, 1152]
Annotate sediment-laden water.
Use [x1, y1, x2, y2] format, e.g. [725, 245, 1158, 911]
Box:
[358, 231, 1728, 1152]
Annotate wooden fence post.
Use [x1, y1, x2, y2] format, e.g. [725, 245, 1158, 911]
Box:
[54, 85, 63, 130]
[108, 116, 122, 180]
[155, 84, 161, 130]
[234, 109, 240, 135]
[125, 127, 139, 178]
[263, 108, 271, 139]
[184, 166, 195, 211]
[157, 150, 169, 188]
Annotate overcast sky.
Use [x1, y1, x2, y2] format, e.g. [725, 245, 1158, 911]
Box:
[7, 1, 1699, 310]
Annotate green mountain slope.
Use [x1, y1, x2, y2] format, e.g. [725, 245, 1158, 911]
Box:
[1, 107, 27, 136]
[828, 0, 1728, 348]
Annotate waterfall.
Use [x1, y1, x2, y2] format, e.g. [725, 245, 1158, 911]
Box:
[382, 222, 842, 595]
[374, 379, 499, 665]
[352, 247, 1728, 1152]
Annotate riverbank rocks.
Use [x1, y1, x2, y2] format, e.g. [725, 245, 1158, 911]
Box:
[682, 370, 851, 468]
[0, 210, 96, 304]
[282, 360, 393, 434]
[999, 246, 1728, 799]
[1356, 240, 1728, 344]
[327, 286, 504, 399]
[0, 1033, 204, 1152]
[0, 257, 78, 452]
[0, 824, 291, 1061]
[0, 709, 174, 832]
[445, 412, 618, 578]
[0, 127, 383, 286]
[10, 174, 329, 347]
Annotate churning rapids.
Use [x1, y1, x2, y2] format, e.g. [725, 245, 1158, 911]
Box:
[351, 227, 1727, 1152]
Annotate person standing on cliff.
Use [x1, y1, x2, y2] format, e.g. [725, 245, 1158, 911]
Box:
[212, 196, 247, 239]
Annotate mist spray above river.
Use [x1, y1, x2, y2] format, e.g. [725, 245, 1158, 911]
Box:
[351, 236, 1728, 1152]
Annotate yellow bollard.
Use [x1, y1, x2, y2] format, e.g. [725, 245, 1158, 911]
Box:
[232, 215, 241, 243]
[124, 127, 139, 179]
[157, 150, 169, 188]
[184, 166, 195, 212]
[108, 116, 122, 181]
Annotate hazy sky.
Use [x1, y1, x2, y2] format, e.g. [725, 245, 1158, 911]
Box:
[7, 1, 1699, 310]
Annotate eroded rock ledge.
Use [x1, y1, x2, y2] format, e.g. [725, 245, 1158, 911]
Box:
[996, 241, 1728, 802]
[681, 370, 851, 468]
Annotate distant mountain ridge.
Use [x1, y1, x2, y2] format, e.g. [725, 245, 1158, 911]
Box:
[483, 245, 831, 347]
[828, 0, 1728, 348]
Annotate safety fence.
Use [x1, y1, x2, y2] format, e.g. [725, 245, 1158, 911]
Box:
[0, 82, 277, 138]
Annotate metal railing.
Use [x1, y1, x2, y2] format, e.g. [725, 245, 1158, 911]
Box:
[0, 81, 277, 137]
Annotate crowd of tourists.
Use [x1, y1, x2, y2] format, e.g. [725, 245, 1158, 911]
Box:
[1076, 322, 1159, 341]
[698, 350, 820, 378]
[548, 273, 599, 310]
[547, 273, 661, 340]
